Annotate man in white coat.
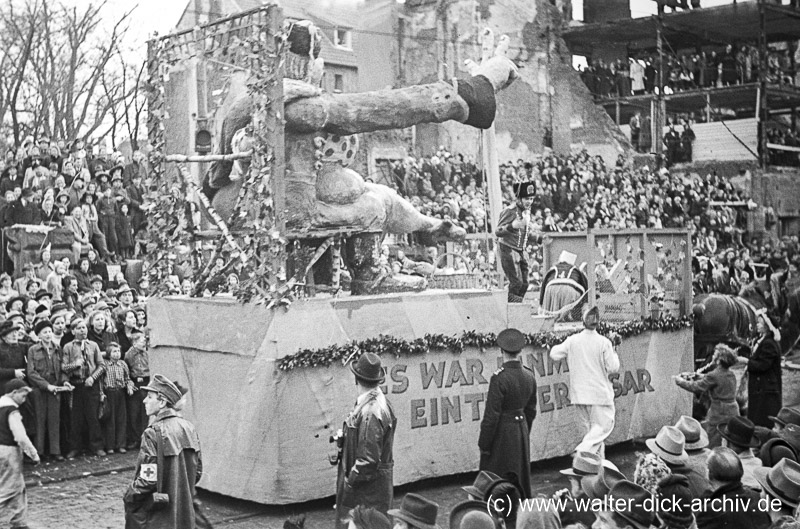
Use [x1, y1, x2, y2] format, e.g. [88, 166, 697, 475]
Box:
[549, 305, 620, 457]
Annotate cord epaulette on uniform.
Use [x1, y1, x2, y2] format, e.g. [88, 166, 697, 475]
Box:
[493, 367, 504, 376]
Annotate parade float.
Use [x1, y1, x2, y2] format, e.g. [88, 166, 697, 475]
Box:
[144, 6, 693, 504]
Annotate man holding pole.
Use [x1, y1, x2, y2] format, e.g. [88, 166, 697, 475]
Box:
[495, 182, 540, 303]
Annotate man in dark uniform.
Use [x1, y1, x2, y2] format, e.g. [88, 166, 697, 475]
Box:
[334, 352, 397, 529]
[479, 328, 537, 497]
[123, 374, 211, 529]
[495, 182, 540, 303]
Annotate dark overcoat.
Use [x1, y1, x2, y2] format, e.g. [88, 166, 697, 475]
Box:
[335, 389, 396, 529]
[747, 336, 782, 428]
[123, 408, 212, 529]
[478, 360, 537, 498]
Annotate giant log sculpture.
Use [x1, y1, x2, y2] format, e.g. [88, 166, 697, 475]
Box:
[204, 22, 517, 256]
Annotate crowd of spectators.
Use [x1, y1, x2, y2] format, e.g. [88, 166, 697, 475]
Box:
[0, 135, 154, 463]
[580, 43, 799, 100]
[0, 136, 148, 264]
[768, 125, 800, 167]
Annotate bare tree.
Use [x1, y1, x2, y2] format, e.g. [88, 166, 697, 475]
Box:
[0, 0, 142, 147]
[0, 0, 41, 145]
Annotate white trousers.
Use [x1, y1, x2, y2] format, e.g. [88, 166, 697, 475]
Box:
[575, 404, 615, 458]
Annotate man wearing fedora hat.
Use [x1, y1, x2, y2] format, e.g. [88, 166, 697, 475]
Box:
[479, 328, 537, 497]
[769, 407, 800, 432]
[593, 480, 655, 529]
[495, 181, 541, 303]
[550, 305, 620, 458]
[388, 493, 440, 529]
[123, 374, 210, 529]
[0, 379, 39, 529]
[695, 447, 770, 529]
[647, 425, 711, 498]
[334, 352, 397, 529]
[718, 416, 762, 491]
[462, 470, 500, 501]
[674, 415, 710, 483]
[554, 451, 604, 527]
[754, 458, 800, 523]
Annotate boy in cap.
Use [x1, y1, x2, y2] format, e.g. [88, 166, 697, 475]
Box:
[479, 328, 537, 497]
[123, 374, 208, 529]
[494, 181, 541, 302]
[334, 352, 397, 529]
[0, 379, 39, 528]
[61, 317, 106, 458]
[550, 305, 620, 457]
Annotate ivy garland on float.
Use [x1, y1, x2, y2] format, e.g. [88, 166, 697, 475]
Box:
[277, 314, 693, 371]
[143, 8, 291, 304]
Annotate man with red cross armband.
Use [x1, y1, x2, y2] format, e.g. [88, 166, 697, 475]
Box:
[495, 182, 541, 303]
[123, 374, 211, 529]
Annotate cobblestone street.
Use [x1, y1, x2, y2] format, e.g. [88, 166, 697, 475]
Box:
[23, 443, 642, 528]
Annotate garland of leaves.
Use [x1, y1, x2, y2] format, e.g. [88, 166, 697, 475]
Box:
[277, 314, 694, 371]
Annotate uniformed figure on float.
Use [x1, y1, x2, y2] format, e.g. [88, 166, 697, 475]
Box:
[478, 328, 537, 498]
[333, 352, 397, 529]
[540, 250, 588, 318]
[549, 306, 620, 458]
[495, 182, 541, 303]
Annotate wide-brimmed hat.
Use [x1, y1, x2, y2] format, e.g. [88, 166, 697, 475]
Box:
[90, 275, 103, 285]
[496, 328, 526, 353]
[448, 501, 490, 529]
[142, 374, 184, 407]
[110, 164, 124, 177]
[646, 426, 689, 465]
[0, 320, 21, 338]
[560, 451, 602, 478]
[461, 471, 500, 499]
[608, 481, 655, 529]
[674, 415, 709, 450]
[388, 493, 440, 529]
[512, 181, 536, 199]
[718, 416, 759, 448]
[581, 466, 627, 499]
[753, 458, 800, 508]
[116, 285, 133, 297]
[769, 407, 800, 429]
[349, 352, 385, 383]
[759, 438, 798, 467]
